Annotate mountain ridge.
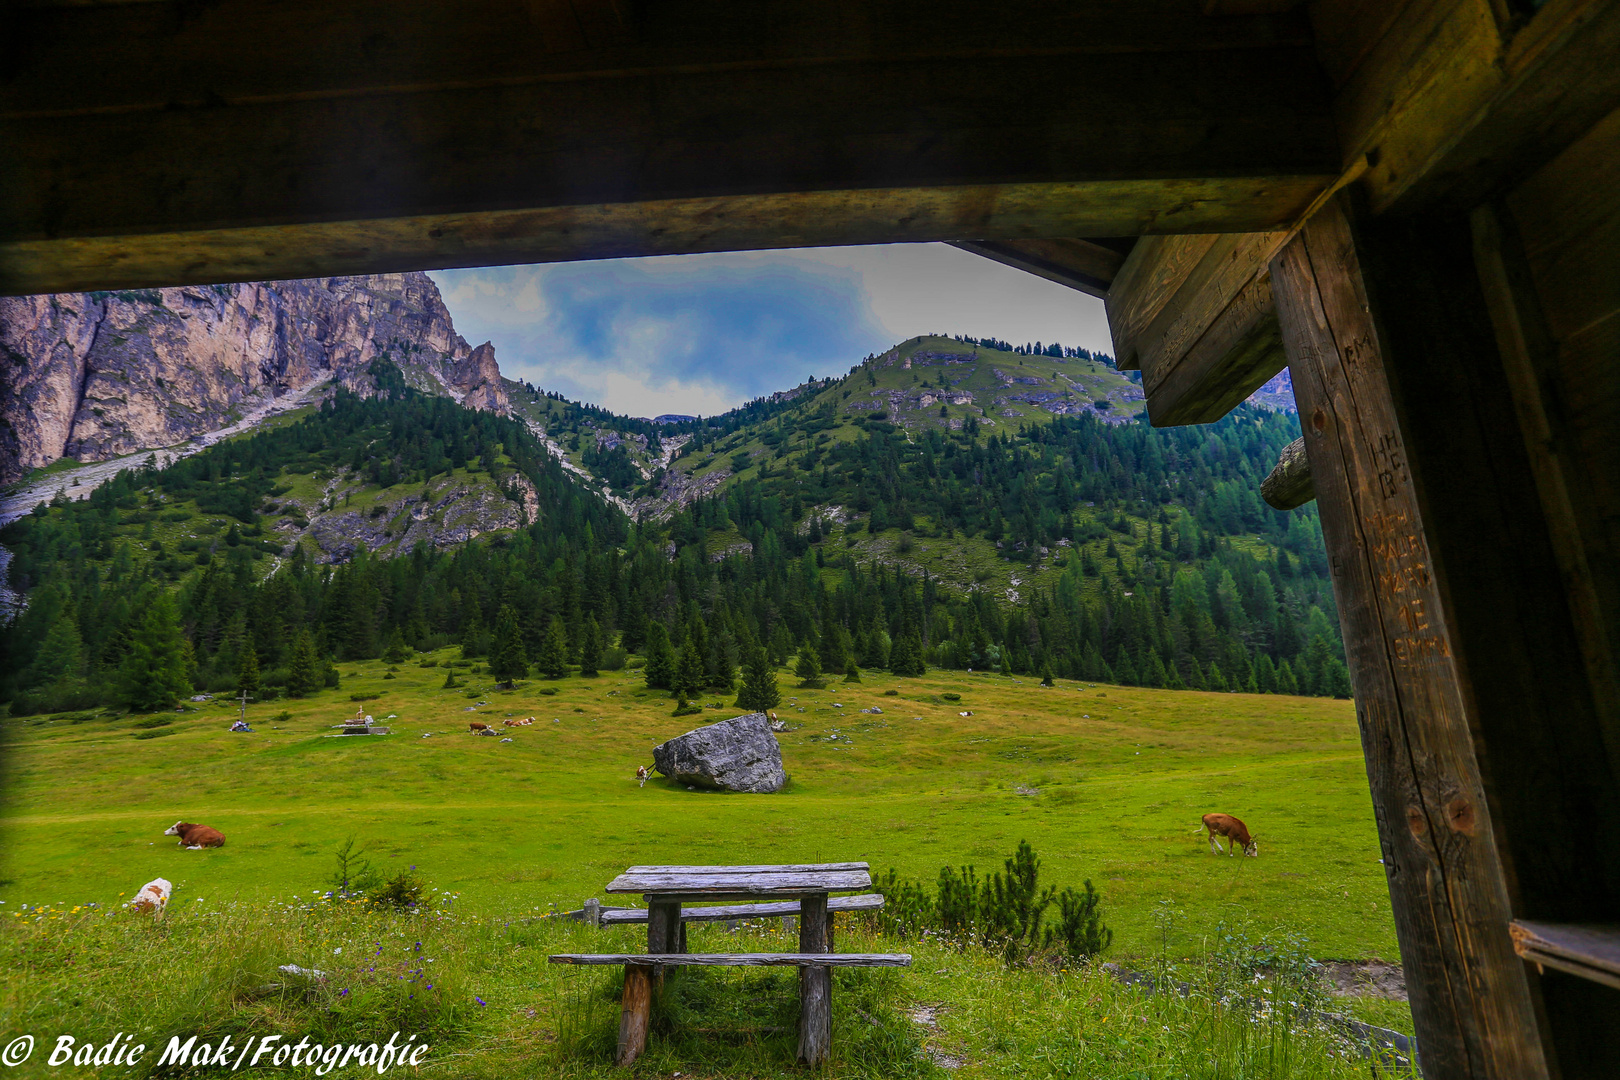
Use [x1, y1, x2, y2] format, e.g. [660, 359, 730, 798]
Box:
[0, 274, 509, 485]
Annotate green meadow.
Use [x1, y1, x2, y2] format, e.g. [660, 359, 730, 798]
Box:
[0, 657, 1394, 964]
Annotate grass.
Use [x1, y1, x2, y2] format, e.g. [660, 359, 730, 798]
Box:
[1, 661, 1395, 959]
[0, 900, 1393, 1079]
[0, 663, 1411, 1072]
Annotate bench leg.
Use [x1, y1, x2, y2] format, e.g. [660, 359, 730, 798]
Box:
[797, 894, 831, 1066]
[616, 965, 652, 1067]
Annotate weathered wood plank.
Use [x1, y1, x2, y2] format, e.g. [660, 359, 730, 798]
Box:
[0, 0, 1340, 294]
[616, 964, 652, 1066]
[1137, 232, 1284, 388]
[1, 177, 1339, 297]
[622, 863, 869, 874]
[549, 953, 912, 967]
[948, 239, 1127, 299]
[607, 870, 872, 896]
[1143, 275, 1287, 426]
[1261, 437, 1314, 510]
[1335, 0, 1620, 215]
[601, 894, 885, 924]
[1471, 200, 1620, 800]
[1106, 235, 1220, 370]
[1269, 194, 1550, 1079]
[1509, 922, 1620, 991]
[798, 893, 832, 1066]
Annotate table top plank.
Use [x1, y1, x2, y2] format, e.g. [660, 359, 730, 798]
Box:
[622, 863, 870, 874]
[606, 867, 872, 897]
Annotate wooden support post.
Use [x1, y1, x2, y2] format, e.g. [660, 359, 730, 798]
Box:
[797, 894, 831, 1066]
[584, 898, 601, 928]
[615, 966, 652, 1067]
[1269, 195, 1551, 1080]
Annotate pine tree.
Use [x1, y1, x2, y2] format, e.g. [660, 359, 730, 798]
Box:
[1277, 659, 1300, 696]
[111, 595, 192, 711]
[489, 604, 529, 686]
[643, 622, 675, 690]
[736, 647, 782, 712]
[538, 617, 570, 680]
[674, 638, 705, 699]
[26, 608, 85, 693]
[794, 644, 823, 686]
[382, 626, 410, 664]
[1040, 660, 1054, 687]
[236, 641, 261, 697]
[844, 659, 862, 683]
[578, 614, 602, 678]
[285, 626, 320, 698]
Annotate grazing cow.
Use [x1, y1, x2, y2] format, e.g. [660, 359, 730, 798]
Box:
[1201, 813, 1258, 857]
[129, 877, 173, 914]
[164, 821, 225, 849]
[636, 765, 650, 788]
[470, 721, 491, 733]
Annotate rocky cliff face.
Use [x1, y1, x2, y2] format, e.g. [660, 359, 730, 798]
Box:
[0, 273, 510, 484]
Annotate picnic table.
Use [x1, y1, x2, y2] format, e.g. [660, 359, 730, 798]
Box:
[550, 862, 908, 1066]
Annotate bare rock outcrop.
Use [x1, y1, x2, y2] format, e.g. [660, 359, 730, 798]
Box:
[0, 273, 510, 483]
[652, 713, 787, 793]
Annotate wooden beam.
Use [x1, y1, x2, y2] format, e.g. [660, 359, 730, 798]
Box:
[1261, 436, 1314, 509]
[0, 0, 1341, 294]
[1324, 0, 1620, 214]
[947, 239, 1128, 299]
[1270, 193, 1552, 1079]
[1105, 230, 1289, 424]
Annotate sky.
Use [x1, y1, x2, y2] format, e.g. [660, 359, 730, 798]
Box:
[428, 243, 1114, 419]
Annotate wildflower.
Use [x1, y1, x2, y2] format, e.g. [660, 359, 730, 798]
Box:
[475, 997, 487, 1006]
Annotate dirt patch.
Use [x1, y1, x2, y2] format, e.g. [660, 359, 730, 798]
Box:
[1320, 960, 1406, 1001]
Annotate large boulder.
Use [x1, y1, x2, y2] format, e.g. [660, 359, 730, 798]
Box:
[653, 713, 787, 793]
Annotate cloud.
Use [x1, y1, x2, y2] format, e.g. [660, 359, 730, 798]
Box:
[429, 243, 1111, 418]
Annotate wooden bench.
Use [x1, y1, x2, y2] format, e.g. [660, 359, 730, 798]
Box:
[552, 861, 902, 1066]
[550, 952, 910, 967]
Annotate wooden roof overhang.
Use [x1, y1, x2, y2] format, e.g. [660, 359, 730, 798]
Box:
[0, 0, 1344, 295]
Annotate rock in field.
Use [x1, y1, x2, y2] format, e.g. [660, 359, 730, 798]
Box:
[653, 713, 787, 793]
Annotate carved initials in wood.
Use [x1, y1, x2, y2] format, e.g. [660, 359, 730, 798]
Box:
[1369, 430, 1407, 499]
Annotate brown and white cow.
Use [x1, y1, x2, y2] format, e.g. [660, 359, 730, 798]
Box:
[1201, 813, 1257, 857]
[164, 821, 226, 849]
[636, 765, 650, 788]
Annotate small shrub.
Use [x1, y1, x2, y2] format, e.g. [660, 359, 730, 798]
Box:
[369, 869, 431, 910]
[538, 687, 558, 696]
[269, 711, 292, 724]
[418, 659, 440, 668]
[350, 692, 382, 702]
[132, 717, 173, 729]
[133, 729, 179, 740]
[884, 689, 898, 696]
[942, 692, 961, 701]
[599, 646, 628, 671]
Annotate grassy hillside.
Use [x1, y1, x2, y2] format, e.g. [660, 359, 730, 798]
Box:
[1, 657, 1390, 964]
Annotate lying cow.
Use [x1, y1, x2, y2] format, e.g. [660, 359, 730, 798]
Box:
[502, 717, 534, 727]
[1201, 813, 1258, 857]
[164, 821, 226, 849]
